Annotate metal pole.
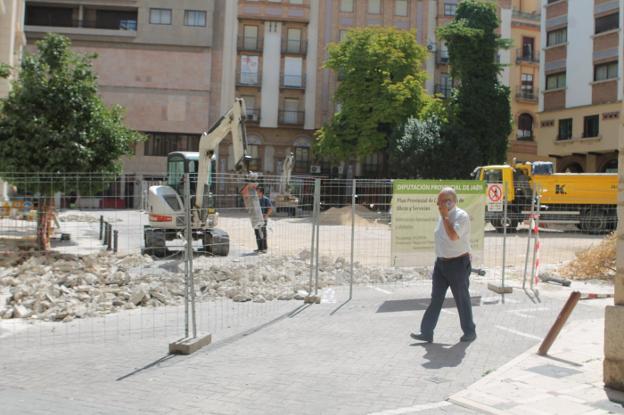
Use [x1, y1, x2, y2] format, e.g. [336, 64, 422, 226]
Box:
[185, 173, 197, 338]
[314, 179, 321, 295]
[522, 185, 537, 289]
[113, 230, 118, 253]
[99, 215, 104, 240]
[102, 221, 108, 246]
[308, 180, 318, 296]
[530, 187, 542, 291]
[106, 224, 112, 251]
[501, 182, 508, 299]
[349, 179, 356, 300]
[538, 291, 580, 356]
[183, 173, 191, 338]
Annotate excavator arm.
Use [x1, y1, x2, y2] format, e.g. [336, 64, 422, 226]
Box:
[195, 97, 249, 212]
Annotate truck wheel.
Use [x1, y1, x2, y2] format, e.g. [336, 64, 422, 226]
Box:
[580, 208, 610, 234]
[144, 228, 167, 258]
[203, 229, 229, 256]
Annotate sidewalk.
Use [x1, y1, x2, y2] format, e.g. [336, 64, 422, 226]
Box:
[450, 318, 624, 415]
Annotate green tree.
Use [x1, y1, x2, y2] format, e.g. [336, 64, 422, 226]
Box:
[316, 27, 428, 174]
[0, 63, 10, 79]
[438, 0, 512, 176]
[0, 34, 143, 249]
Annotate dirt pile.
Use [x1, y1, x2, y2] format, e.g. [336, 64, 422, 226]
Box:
[320, 205, 382, 226]
[558, 233, 616, 280]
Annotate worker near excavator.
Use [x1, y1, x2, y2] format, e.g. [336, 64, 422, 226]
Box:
[254, 186, 273, 254]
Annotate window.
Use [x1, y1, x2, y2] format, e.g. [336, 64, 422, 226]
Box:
[583, 115, 599, 138]
[149, 8, 171, 25]
[239, 55, 259, 85]
[282, 98, 300, 124]
[242, 25, 259, 51]
[368, 0, 381, 14]
[558, 118, 572, 140]
[522, 37, 535, 59]
[444, 3, 457, 16]
[184, 10, 206, 27]
[546, 72, 566, 90]
[283, 56, 303, 87]
[247, 144, 261, 172]
[340, 0, 354, 12]
[594, 61, 618, 81]
[395, 0, 408, 16]
[294, 147, 310, 174]
[289, 0, 304, 3]
[546, 28, 566, 46]
[286, 28, 302, 53]
[595, 12, 619, 34]
[243, 95, 259, 121]
[144, 133, 200, 156]
[521, 73, 534, 91]
[517, 113, 534, 140]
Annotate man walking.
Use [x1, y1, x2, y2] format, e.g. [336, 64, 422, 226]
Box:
[411, 187, 477, 343]
[254, 186, 272, 254]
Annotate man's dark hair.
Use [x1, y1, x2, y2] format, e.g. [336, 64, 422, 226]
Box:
[257, 186, 265, 194]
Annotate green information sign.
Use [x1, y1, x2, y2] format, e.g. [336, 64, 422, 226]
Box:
[391, 180, 486, 267]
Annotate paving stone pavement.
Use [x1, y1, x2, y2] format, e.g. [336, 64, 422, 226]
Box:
[0, 280, 609, 414]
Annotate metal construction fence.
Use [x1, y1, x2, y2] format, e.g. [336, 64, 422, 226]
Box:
[0, 172, 613, 347]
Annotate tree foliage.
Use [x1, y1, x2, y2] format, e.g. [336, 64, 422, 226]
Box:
[436, 0, 512, 177]
[0, 63, 10, 79]
[0, 34, 143, 193]
[316, 27, 428, 163]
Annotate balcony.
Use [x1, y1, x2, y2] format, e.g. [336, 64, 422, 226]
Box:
[279, 110, 305, 126]
[516, 87, 539, 102]
[282, 40, 308, 55]
[512, 9, 540, 21]
[515, 48, 539, 64]
[516, 129, 534, 140]
[434, 84, 452, 99]
[436, 51, 450, 65]
[236, 72, 262, 87]
[246, 109, 261, 123]
[280, 74, 306, 89]
[237, 36, 263, 52]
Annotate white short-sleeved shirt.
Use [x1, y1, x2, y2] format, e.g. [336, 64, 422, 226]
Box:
[434, 206, 471, 258]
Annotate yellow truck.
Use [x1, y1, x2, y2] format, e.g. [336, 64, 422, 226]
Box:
[473, 161, 617, 234]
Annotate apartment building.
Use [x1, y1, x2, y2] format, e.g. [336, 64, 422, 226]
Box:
[0, 0, 25, 98]
[536, 0, 621, 173]
[23, 0, 222, 196]
[504, 0, 542, 163]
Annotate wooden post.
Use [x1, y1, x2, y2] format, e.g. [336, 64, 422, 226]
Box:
[538, 291, 581, 356]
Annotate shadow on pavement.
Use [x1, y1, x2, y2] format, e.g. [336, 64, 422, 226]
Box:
[411, 341, 472, 369]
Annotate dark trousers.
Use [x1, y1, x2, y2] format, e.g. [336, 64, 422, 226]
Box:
[420, 255, 476, 337]
[254, 223, 267, 251]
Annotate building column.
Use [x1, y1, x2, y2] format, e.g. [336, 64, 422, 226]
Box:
[260, 21, 282, 128]
[586, 154, 598, 172]
[604, 103, 624, 392]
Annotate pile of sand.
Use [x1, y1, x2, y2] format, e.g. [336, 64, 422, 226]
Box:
[320, 205, 379, 226]
[558, 232, 616, 280]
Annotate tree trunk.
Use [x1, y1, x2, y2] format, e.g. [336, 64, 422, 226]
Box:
[36, 197, 53, 251]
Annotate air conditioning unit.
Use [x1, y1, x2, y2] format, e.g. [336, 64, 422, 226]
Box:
[247, 112, 259, 122]
[310, 165, 321, 174]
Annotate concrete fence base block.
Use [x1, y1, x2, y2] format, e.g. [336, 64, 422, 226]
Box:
[487, 283, 513, 294]
[169, 333, 212, 355]
[304, 296, 321, 304]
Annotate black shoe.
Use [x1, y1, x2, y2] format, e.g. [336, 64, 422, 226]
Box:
[460, 332, 477, 342]
[410, 332, 433, 343]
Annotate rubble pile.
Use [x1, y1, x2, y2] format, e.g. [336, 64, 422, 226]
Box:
[0, 251, 424, 322]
